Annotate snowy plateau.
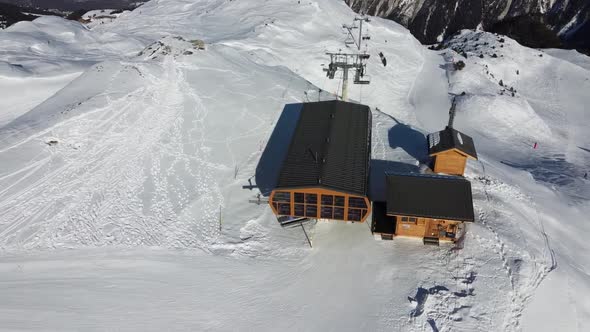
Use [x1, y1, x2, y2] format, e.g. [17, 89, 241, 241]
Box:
[0, 0, 589, 331]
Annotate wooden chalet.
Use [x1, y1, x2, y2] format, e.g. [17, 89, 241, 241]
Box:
[372, 173, 475, 245]
[427, 126, 477, 176]
[269, 100, 372, 223]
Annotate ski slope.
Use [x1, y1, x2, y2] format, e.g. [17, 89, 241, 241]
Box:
[0, 0, 589, 331]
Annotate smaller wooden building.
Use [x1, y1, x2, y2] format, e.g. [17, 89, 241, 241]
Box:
[427, 126, 477, 176]
[269, 100, 372, 223]
[372, 173, 475, 245]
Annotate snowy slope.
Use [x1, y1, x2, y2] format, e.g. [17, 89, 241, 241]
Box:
[0, 0, 589, 331]
[81, 9, 130, 29]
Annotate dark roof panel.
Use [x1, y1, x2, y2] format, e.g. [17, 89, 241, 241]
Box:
[386, 173, 475, 221]
[275, 100, 372, 196]
[427, 126, 477, 159]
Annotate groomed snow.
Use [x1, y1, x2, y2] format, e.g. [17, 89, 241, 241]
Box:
[0, 0, 589, 331]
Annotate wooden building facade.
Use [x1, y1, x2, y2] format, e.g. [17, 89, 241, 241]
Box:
[372, 173, 475, 245]
[427, 126, 477, 176]
[269, 100, 372, 223]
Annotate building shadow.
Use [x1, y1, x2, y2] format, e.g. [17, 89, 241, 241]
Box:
[369, 159, 419, 202]
[388, 121, 428, 163]
[255, 103, 303, 196]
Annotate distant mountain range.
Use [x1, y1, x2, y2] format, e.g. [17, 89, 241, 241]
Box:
[346, 0, 589, 53]
[0, 0, 148, 11]
[0, 2, 65, 29]
[0, 0, 147, 29]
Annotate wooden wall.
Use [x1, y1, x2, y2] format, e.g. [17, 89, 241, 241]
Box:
[269, 187, 371, 223]
[393, 215, 463, 242]
[433, 149, 468, 176]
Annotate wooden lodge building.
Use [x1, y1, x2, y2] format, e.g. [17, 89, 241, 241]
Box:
[372, 173, 475, 245]
[427, 126, 478, 176]
[269, 100, 372, 223]
[266, 99, 477, 245]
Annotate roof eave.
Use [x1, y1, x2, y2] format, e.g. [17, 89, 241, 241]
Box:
[385, 210, 474, 222]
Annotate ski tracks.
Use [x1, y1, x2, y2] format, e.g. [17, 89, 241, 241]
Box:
[0, 57, 224, 250]
[476, 161, 555, 331]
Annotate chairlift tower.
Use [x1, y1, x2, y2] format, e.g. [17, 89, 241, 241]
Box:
[324, 52, 370, 100]
[324, 17, 371, 101]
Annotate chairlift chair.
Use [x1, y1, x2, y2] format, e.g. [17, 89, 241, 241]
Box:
[354, 67, 370, 84]
[354, 75, 371, 85]
[323, 62, 337, 79]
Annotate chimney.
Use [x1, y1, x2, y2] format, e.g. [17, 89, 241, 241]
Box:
[448, 97, 457, 128]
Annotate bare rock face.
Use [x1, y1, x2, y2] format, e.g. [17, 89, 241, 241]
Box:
[346, 0, 589, 52]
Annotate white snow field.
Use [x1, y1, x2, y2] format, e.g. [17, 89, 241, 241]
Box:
[0, 0, 589, 331]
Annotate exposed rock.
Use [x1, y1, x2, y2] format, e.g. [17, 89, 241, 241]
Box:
[345, 0, 589, 53]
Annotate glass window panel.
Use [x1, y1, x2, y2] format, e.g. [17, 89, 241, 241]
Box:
[401, 216, 409, 222]
[347, 209, 361, 221]
[294, 204, 304, 216]
[274, 192, 291, 203]
[348, 197, 367, 208]
[321, 195, 334, 206]
[321, 206, 333, 219]
[305, 204, 317, 217]
[294, 193, 304, 203]
[409, 217, 417, 223]
[334, 196, 345, 207]
[278, 203, 291, 215]
[305, 193, 317, 204]
[334, 207, 345, 220]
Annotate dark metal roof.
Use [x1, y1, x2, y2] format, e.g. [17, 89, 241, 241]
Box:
[427, 126, 477, 159]
[275, 100, 372, 196]
[386, 173, 475, 222]
[371, 201, 396, 234]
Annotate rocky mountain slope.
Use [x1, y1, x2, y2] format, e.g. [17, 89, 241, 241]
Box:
[346, 0, 589, 52]
[0, 0, 148, 11]
[0, 2, 64, 29]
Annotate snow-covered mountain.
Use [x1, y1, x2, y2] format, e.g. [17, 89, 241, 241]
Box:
[0, 0, 589, 331]
[346, 0, 589, 51]
[0, 0, 148, 11]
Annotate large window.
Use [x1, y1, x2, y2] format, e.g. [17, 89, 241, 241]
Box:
[347, 196, 368, 222]
[273, 191, 368, 221]
[287, 192, 317, 218]
[348, 197, 367, 208]
[273, 191, 291, 216]
[305, 204, 317, 217]
[319, 194, 348, 220]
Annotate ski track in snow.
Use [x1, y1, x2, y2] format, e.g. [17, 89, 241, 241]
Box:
[0, 58, 225, 250]
[476, 161, 550, 331]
